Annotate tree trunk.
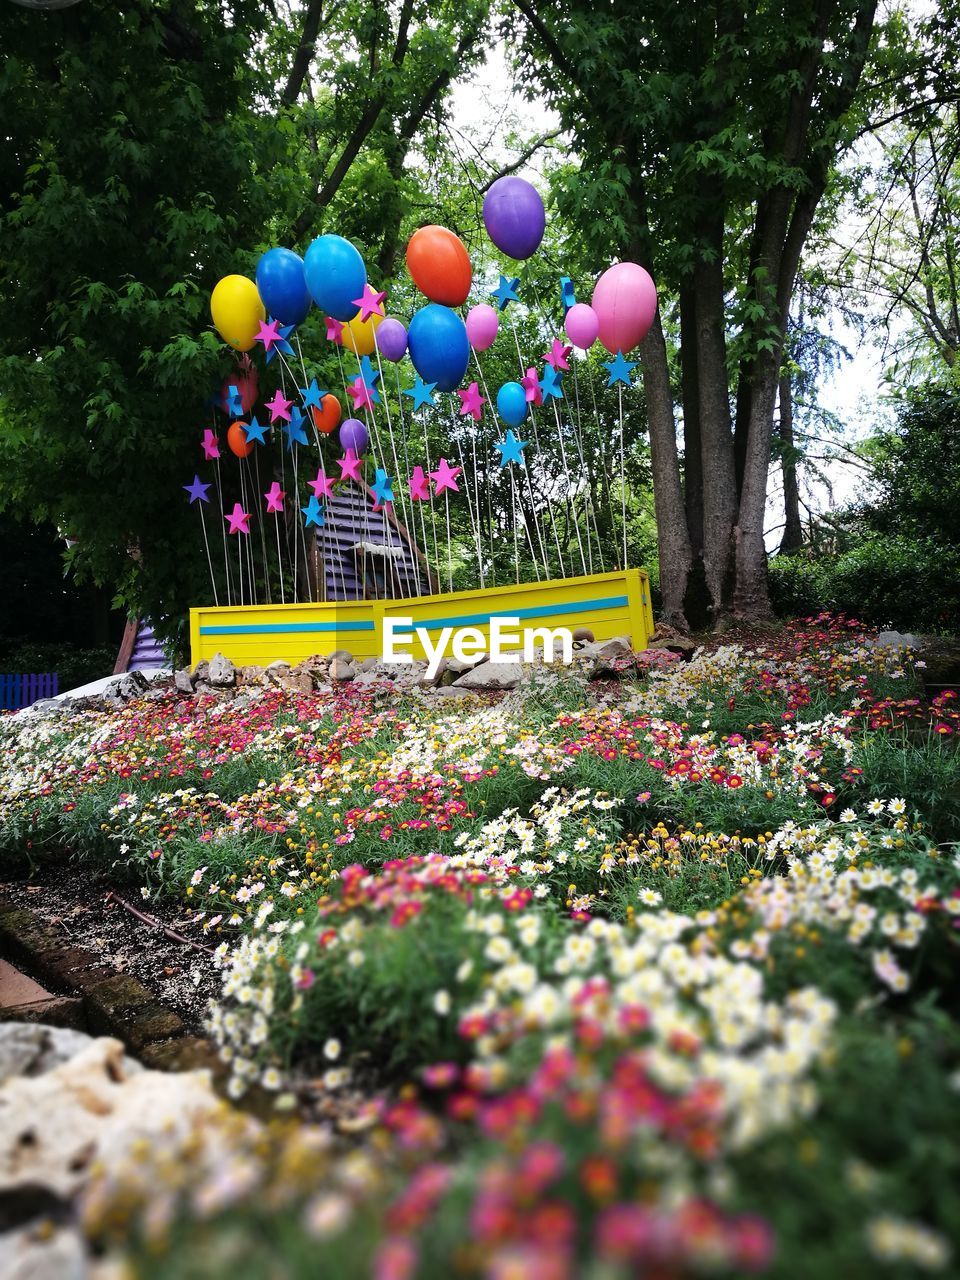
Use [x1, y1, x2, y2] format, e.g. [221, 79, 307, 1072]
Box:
[778, 373, 804, 554]
[679, 283, 711, 629]
[692, 200, 737, 626]
[638, 310, 691, 629]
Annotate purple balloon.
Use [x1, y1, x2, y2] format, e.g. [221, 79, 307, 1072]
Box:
[375, 316, 407, 362]
[564, 303, 600, 350]
[483, 176, 546, 261]
[465, 303, 499, 351]
[340, 418, 368, 455]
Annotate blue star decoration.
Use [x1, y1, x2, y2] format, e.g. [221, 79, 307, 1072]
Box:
[359, 355, 382, 388]
[243, 415, 269, 446]
[299, 378, 325, 410]
[603, 351, 637, 387]
[265, 322, 296, 365]
[226, 384, 244, 416]
[183, 474, 211, 504]
[371, 468, 395, 505]
[491, 274, 520, 311]
[301, 495, 325, 528]
[402, 375, 437, 411]
[560, 276, 576, 314]
[495, 429, 527, 469]
[539, 364, 564, 403]
[283, 406, 310, 450]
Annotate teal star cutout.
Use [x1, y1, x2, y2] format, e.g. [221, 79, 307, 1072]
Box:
[491, 274, 521, 311]
[284, 407, 310, 450]
[495, 429, 527, 468]
[371, 468, 395, 505]
[243, 415, 269, 446]
[403, 376, 437, 410]
[300, 378, 324, 410]
[539, 365, 564, 402]
[603, 351, 637, 387]
[265, 322, 296, 365]
[301, 495, 325, 528]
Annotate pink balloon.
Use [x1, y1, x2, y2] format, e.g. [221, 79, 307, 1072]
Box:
[564, 303, 600, 350]
[465, 303, 499, 351]
[591, 262, 657, 354]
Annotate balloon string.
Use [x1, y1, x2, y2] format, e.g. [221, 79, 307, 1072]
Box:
[445, 489, 453, 594]
[587, 360, 620, 570]
[470, 349, 500, 583]
[394, 365, 431, 594]
[274, 513, 285, 605]
[571, 358, 604, 574]
[213, 451, 233, 606]
[371, 342, 410, 599]
[508, 310, 564, 580]
[198, 500, 218, 606]
[450, 417, 485, 590]
[509, 467, 520, 586]
[619, 383, 627, 570]
[551, 397, 588, 577]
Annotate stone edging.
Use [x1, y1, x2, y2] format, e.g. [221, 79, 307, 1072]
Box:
[0, 900, 220, 1073]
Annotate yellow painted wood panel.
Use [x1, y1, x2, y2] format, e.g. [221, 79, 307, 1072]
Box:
[190, 570, 654, 668]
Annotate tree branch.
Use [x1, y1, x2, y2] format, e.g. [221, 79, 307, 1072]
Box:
[280, 0, 324, 108]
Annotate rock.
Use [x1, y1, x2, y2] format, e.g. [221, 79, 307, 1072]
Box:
[0, 1032, 221, 1204]
[572, 627, 595, 643]
[265, 661, 291, 685]
[239, 665, 265, 684]
[0, 1220, 89, 1278]
[102, 671, 149, 703]
[278, 673, 314, 694]
[452, 661, 522, 691]
[329, 659, 356, 682]
[359, 657, 379, 673]
[191, 660, 209, 682]
[418, 658, 447, 687]
[874, 631, 921, 650]
[327, 649, 353, 663]
[207, 653, 236, 687]
[445, 652, 488, 675]
[647, 636, 697, 654]
[0, 1025, 115, 1085]
[173, 669, 195, 695]
[593, 635, 633, 661]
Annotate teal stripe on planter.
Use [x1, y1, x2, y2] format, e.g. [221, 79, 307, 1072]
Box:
[389, 595, 629, 633]
[200, 620, 376, 636]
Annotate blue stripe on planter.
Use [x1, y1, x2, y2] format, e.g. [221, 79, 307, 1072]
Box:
[200, 619, 376, 636]
[388, 595, 629, 633]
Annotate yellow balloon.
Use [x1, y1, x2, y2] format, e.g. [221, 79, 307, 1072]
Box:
[341, 309, 382, 357]
[210, 275, 265, 352]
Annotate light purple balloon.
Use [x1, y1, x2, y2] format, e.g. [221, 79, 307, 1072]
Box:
[374, 317, 407, 362]
[465, 303, 499, 351]
[340, 418, 368, 455]
[482, 176, 546, 260]
[564, 302, 600, 350]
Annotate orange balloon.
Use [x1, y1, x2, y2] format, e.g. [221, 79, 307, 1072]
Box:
[311, 394, 342, 436]
[227, 420, 255, 458]
[406, 225, 472, 306]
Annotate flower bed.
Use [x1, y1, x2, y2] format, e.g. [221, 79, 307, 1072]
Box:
[2, 615, 959, 1278]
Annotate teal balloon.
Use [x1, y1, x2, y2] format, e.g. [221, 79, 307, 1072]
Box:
[407, 304, 470, 393]
[303, 234, 366, 321]
[256, 248, 311, 326]
[496, 381, 528, 427]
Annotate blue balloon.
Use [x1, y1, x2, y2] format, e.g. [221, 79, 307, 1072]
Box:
[497, 381, 529, 428]
[303, 234, 367, 322]
[407, 304, 470, 393]
[255, 248, 312, 326]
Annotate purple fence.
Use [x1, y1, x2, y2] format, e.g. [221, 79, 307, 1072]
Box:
[0, 672, 59, 711]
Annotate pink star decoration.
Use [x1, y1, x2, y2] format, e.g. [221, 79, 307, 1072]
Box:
[255, 318, 284, 354]
[201, 428, 220, 460]
[263, 482, 285, 514]
[325, 316, 344, 344]
[521, 367, 543, 406]
[225, 502, 251, 535]
[456, 381, 485, 422]
[347, 377, 375, 412]
[338, 449, 363, 483]
[352, 283, 387, 324]
[265, 390, 293, 424]
[544, 338, 572, 371]
[409, 465, 431, 502]
[308, 469, 336, 500]
[430, 457, 461, 496]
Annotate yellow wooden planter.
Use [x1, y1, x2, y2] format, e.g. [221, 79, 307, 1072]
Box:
[189, 568, 654, 669]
